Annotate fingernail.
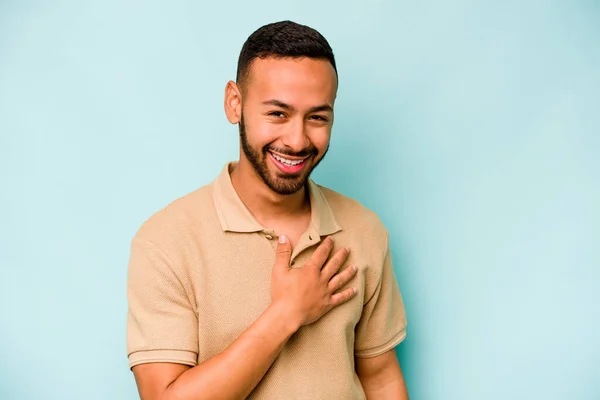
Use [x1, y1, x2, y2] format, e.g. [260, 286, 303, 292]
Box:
[345, 247, 351, 253]
[279, 235, 287, 244]
[352, 265, 357, 272]
[353, 287, 357, 294]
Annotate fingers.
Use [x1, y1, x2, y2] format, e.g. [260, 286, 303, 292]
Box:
[274, 235, 292, 271]
[328, 265, 357, 292]
[308, 236, 334, 268]
[330, 287, 357, 307]
[321, 246, 350, 280]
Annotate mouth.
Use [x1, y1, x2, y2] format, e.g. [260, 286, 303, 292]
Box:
[268, 151, 310, 174]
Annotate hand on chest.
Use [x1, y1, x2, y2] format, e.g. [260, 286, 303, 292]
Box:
[193, 231, 370, 360]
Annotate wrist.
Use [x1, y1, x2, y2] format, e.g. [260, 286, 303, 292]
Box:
[267, 301, 301, 335]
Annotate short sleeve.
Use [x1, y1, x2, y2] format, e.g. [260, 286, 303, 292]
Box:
[126, 237, 198, 369]
[354, 235, 407, 358]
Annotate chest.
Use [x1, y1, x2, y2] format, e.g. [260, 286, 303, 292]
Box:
[188, 230, 372, 362]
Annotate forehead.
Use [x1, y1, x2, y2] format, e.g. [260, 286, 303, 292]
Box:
[243, 57, 338, 107]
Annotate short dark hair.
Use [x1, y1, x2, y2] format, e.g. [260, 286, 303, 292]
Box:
[236, 20, 337, 88]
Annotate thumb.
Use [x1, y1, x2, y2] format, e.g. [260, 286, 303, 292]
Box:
[274, 235, 292, 270]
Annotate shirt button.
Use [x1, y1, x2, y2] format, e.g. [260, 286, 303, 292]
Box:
[309, 235, 313, 240]
[265, 235, 273, 240]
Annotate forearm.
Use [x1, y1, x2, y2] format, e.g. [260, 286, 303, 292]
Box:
[166, 302, 298, 400]
[356, 350, 408, 400]
[363, 380, 408, 400]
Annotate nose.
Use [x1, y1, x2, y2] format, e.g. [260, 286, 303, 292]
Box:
[281, 119, 310, 154]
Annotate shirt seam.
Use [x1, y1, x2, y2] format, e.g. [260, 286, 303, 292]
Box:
[362, 231, 389, 307]
[128, 350, 198, 367]
[354, 327, 407, 358]
[128, 349, 198, 357]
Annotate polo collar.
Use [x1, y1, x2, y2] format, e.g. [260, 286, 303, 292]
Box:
[212, 162, 342, 236]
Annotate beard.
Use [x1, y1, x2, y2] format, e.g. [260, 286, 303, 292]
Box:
[239, 113, 328, 196]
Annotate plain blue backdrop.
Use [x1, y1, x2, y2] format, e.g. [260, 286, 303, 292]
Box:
[1, 1, 598, 399]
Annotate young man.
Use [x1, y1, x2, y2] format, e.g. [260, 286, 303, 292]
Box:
[127, 21, 408, 399]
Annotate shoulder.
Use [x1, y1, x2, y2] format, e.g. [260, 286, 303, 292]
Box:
[133, 183, 216, 248]
[318, 184, 388, 249]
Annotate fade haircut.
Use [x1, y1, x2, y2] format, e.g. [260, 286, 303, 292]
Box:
[236, 20, 337, 90]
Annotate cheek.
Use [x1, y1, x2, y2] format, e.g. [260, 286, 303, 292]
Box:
[245, 117, 281, 144]
[308, 128, 331, 153]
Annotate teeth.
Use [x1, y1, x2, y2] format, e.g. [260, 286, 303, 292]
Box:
[272, 153, 305, 166]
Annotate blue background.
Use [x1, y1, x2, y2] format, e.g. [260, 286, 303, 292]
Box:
[1, 1, 598, 399]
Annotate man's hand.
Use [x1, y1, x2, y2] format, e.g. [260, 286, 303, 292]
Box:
[271, 235, 358, 328]
[132, 235, 358, 400]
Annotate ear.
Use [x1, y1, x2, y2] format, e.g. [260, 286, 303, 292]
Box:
[224, 80, 242, 124]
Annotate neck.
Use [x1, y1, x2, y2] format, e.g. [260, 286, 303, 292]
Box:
[230, 159, 310, 226]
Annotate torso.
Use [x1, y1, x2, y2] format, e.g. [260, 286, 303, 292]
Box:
[129, 172, 400, 399]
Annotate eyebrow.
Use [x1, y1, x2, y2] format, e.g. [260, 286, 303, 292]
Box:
[262, 99, 333, 114]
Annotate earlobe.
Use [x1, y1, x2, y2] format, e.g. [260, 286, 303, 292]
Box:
[224, 81, 242, 124]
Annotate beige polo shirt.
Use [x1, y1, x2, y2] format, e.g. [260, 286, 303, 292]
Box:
[127, 162, 407, 399]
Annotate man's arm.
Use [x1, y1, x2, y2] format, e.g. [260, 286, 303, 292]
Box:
[356, 349, 409, 400]
[132, 235, 358, 400]
[133, 301, 297, 400]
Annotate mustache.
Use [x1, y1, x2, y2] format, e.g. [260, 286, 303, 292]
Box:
[263, 145, 318, 158]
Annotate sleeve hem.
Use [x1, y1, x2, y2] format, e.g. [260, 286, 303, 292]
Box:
[128, 349, 198, 369]
[354, 328, 407, 359]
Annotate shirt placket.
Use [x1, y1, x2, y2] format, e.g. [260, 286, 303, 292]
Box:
[259, 227, 322, 266]
[290, 225, 321, 266]
[261, 229, 278, 250]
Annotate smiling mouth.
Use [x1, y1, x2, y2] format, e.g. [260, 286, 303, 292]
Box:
[267, 151, 311, 174]
[269, 151, 309, 166]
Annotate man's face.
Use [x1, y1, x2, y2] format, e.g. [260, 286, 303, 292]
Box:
[238, 57, 337, 195]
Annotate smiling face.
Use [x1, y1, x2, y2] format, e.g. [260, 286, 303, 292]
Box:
[225, 57, 338, 195]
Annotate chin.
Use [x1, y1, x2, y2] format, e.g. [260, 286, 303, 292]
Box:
[266, 171, 308, 195]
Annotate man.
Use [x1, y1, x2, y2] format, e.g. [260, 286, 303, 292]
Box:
[127, 20, 408, 399]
